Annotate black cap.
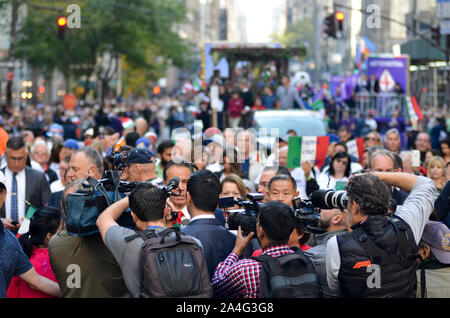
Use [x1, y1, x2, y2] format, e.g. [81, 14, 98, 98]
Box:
[126, 148, 156, 166]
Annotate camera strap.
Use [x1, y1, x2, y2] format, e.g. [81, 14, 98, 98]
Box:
[351, 217, 415, 268]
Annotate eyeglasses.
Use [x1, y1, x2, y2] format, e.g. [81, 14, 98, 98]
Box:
[6, 154, 27, 162]
[32, 151, 47, 156]
[258, 182, 269, 189]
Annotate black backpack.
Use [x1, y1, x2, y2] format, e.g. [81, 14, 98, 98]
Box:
[124, 227, 212, 298]
[252, 251, 321, 298]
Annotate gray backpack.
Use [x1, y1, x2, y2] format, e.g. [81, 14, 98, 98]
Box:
[124, 227, 212, 298]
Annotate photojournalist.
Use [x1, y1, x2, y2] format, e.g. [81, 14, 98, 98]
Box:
[325, 172, 435, 297]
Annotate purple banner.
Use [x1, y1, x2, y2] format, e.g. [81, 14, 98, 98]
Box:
[367, 56, 408, 93]
[331, 75, 360, 100]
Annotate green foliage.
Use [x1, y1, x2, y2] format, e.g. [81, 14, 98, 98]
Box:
[10, 0, 189, 96]
[271, 18, 314, 60]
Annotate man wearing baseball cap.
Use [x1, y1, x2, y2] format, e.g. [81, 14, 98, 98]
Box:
[120, 148, 162, 185]
[417, 221, 450, 298]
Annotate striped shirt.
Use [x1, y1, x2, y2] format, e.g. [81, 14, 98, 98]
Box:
[211, 244, 294, 298]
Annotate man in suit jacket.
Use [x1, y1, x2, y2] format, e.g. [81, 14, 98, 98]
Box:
[182, 169, 236, 279]
[0, 136, 50, 232]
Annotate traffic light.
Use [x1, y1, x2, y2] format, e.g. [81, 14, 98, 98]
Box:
[57, 16, 67, 39]
[336, 11, 344, 32]
[431, 26, 440, 43]
[323, 13, 337, 39]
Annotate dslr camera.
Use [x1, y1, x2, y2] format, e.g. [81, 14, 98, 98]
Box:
[218, 193, 264, 236]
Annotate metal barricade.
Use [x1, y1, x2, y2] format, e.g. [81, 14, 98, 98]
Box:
[354, 92, 406, 118]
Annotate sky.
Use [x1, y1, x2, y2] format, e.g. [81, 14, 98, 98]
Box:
[236, 0, 281, 43]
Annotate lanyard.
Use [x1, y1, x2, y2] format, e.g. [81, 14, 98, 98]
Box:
[145, 225, 161, 230]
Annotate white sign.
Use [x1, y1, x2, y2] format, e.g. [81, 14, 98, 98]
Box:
[379, 69, 395, 92]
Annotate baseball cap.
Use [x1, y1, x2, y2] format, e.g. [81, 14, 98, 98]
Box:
[421, 221, 450, 264]
[64, 139, 80, 150]
[126, 148, 156, 166]
[135, 137, 151, 149]
[46, 123, 64, 138]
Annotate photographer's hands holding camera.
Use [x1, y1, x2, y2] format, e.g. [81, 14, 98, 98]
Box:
[232, 226, 255, 257]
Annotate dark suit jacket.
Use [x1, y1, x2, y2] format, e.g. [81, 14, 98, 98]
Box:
[182, 217, 236, 279]
[49, 190, 64, 212]
[1, 166, 51, 218]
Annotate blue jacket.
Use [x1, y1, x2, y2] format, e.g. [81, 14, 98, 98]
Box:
[182, 217, 236, 279]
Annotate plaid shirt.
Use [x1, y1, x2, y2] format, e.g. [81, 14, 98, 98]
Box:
[211, 244, 295, 298]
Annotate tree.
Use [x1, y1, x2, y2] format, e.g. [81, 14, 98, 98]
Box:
[271, 18, 314, 61]
[5, 0, 189, 104]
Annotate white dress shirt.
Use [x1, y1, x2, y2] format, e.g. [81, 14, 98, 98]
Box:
[5, 167, 26, 221]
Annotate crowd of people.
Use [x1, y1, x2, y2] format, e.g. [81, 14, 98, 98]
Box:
[0, 73, 449, 299]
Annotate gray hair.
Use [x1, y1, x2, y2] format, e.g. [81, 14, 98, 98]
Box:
[30, 140, 50, 154]
[369, 149, 397, 169]
[73, 146, 103, 175]
[384, 128, 400, 141]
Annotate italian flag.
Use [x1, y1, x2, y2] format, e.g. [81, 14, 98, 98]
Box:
[287, 136, 329, 169]
[346, 137, 365, 164]
[18, 202, 37, 235]
[405, 96, 423, 122]
[121, 117, 135, 130]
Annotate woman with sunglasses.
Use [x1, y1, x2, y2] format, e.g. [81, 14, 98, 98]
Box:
[317, 151, 352, 191]
[364, 131, 383, 149]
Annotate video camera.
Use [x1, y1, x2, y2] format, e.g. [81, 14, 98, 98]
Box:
[66, 172, 181, 236]
[291, 197, 323, 234]
[291, 189, 349, 234]
[218, 193, 264, 236]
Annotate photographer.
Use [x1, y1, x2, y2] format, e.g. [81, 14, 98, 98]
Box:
[66, 147, 103, 183]
[120, 148, 162, 184]
[304, 209, 348, 298]
[212, 201, 320, 298]
[97, 183, 209, 298]
[48, 179, 128, 298]
[326, 172, 435, 297]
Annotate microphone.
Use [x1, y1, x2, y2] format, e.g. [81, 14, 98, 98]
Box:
[164, 176, 180, 193]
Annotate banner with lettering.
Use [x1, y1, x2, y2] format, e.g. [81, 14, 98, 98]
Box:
[287, 136, 329, 169]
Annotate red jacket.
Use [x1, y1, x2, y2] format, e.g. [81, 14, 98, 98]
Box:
[228, 97, 244, 118]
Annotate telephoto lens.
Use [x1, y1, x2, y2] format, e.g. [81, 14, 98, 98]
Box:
[310, 189, 348, 210]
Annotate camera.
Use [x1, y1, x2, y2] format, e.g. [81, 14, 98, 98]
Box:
[291, 197, 324, 234]
[66, 173, 182, 236]
[310, 189, 348, 210]
[218, 193, 264, 236]
[109, 149, 130, 170]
